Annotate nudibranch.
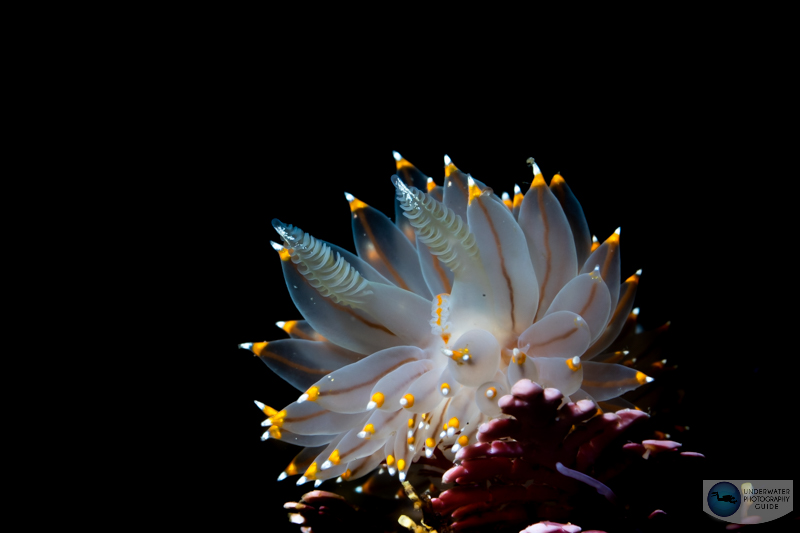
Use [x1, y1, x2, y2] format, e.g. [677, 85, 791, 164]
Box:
[242, 153, 653, 487]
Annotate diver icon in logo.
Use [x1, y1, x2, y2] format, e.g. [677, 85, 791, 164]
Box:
[707, 482, 742, 517]
[709, 491, 737, 504]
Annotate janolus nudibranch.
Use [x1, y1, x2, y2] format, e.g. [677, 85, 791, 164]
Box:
[242, 152, 653, 486]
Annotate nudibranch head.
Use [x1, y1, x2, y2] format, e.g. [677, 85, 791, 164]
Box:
[244, 153, 653, 486]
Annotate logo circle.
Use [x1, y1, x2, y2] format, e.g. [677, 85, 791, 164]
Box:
[707, 482, 741, 517]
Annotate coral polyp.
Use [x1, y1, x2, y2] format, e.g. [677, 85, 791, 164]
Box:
[242, 153, 654, 489]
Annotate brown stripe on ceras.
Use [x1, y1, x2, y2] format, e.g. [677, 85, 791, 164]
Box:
[259, 350, 333, 375]
[536, 183, 552, 312]
[578, 281, 599, 318]
[476, 197, 515, 331]
[324, 357, 418, 395]
[600, 238, 619, 282]
[526, 325, 580, 348]
[355, 207, 411, 291]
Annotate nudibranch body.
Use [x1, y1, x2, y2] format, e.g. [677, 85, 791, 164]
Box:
[242, 153, 652, 486]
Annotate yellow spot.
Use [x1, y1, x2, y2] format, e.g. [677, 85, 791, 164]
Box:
[502, 196, 513, 210]
[445, 161, 458, 178]
[596, 408, 603, 416]
[397, 459, 406, 471]
[421, 413, 428, 421]
[566, 358, 582, 372]
[485, 386, 497, 399]
[513, 191, 524, 209]
[280, 320, 297, 334]
[396, 157, 414, 171]
[285, 462, 299, 476]
[348, 195, 369, 212]
[442, 422, 448, 431]
[551, 173, 566, 186]
[303, 462, 318, 480]
[426, 178, 436, 192]
[425, 437, 435, 448]
[529, 172, 546, 190]
[407, 436, 415, 445]
[605, 230, 620, 245]
[448, 417, 460, 429]
[371, 392, 385, 408]
[440, 382, 450, 394]
[268, 426, 281, 439]
[305, 386, 320, 402]
[590, 240, 600, 253]
[268, 409, 287, 427]
[467, 180, 482, 205]
[514, 352, 526, 365]
[407, 418, 414, 428]
[626, 272, 640, 283]
[252, 341, 269, 357]
[441, 333, 450, 345]
[260, 403, 278, 417]
[457, 435, 469, 446]
[363, 423, 375, 435]
[636, 371, 649, 385]
[401, 394, 415, 408]
[386, 455, 395, 466]
[278, 247, 292, 261]
[341, 469, 352, 481]
[328, 449, 341, 466]
[589, 268, 601, 280]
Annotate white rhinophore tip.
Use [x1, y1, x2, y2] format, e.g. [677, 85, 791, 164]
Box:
[261, 419, 271, 427]
[321, 460, 332, 470]
[254, 400, 265, 410]
[367, 401, 377, 410]
[444, 154, 452, 166]
[572, 356, 581, 366]
[270, 241, 283, 252]
[393, 150, 402, 161]
[357, 431, 368, 439]
[275, 321, 286, 329]
[441, 348, 454, 357]
[399, 472, 406, 482]
[623, 350, 630, 355]
[461, 354, 470, 362]
[260, 430, 270, 441]
[502, 192, 510, 201]
[646, 376, 655, 383]
[592, 235, 599, 243]
[336, 476, 343, 483]
[441, 387, 449, 396]
[468, 176, 475, 187]
[661, 359, 667, 364]
[297, 393, 309, 403]
[636, 269, 643, 276]
[407, 429, 414, 438]
[344, 192, 355, 202]
[388, 467, 396, 476]
[277, 471, 288, 481]
[355, 486, 363, 493]
[425, 448, 434, 458]
[240, 342, 253, 351]
[427, 177, 434, 185]
[614, 227, 621, 235]
[408, 444, 415, 452]
[418, 421, 425, 429]
[632, 307, 640, 316]
[512, 348, 521, 357]
[485, 388, 495, 398]
[296, 476, 308, 486]
[451, 443, 461, 453]
[514, 184, 521, 195]
[400, 397, 409, 407]
[447, 427, 456, 438]
[439, 430, 447, 439]
[532, 162, 541, 175]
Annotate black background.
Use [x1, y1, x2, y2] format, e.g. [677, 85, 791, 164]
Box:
[220, 87, 794, 531]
